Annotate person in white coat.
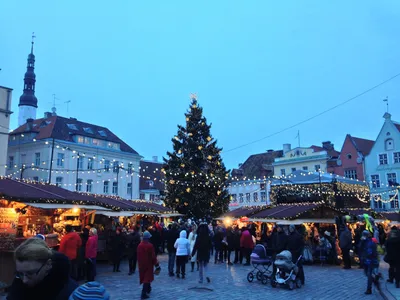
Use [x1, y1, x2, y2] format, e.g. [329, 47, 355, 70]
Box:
[174, 230, 190, 279]
[188, 225, 199, 272]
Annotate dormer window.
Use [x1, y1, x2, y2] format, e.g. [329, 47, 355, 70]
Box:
[98, 130, 107, 137]
[347, 153, 352, 159]
[83, 127, 94, 134]
[385, 138, 394, 151]
[67, 124, 78, 130]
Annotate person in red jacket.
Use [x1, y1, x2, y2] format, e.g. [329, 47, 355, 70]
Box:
[240, 227, 254, 266]
[137, 231, 160, 299]
[85, 227, 98, 282]
[59, 225, 82, 280]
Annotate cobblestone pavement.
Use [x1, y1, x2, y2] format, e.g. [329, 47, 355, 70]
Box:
[96, 254, 383, 300]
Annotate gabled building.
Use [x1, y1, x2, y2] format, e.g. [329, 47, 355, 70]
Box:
[335, 134, 374, 181]
[272, 142, 340, 177]
[231, 150, 283, 179]
[364, 113, 400, 211]
[6, 40, 142, 199]
[139, 157, 165, 203]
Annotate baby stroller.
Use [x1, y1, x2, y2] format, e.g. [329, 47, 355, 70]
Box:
[271, 250, 303, 290]
[246, 244, 272, 285]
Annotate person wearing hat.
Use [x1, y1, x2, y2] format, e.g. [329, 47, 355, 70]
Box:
[361, 230, 379, 294]
[137, 231, 159, 299]
[69, 281, 109, 300]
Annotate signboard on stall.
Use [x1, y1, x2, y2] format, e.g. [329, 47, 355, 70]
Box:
[240, 217, 249, 222]
[0, 208, 19, 251]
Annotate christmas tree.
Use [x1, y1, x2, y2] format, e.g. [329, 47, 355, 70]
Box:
[163, 94, 230, 219]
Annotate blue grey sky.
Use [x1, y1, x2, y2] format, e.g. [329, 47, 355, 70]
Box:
[1, 1, 400, 170]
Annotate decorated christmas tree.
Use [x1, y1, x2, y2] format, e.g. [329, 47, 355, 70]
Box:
[163, 94, 230, 219]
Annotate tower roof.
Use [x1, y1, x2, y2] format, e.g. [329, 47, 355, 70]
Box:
[19, 34, 38, 108]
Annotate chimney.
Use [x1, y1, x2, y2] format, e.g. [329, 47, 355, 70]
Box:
[152, 156, 158, 162]
[238, 163, 243, 168]
[44, 112, 52, 118]
[322, 141, 334, 151]
[283, 144, 291, 153]
[26, 118, 34, 131]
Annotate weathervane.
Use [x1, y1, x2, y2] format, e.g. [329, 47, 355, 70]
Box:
[383, 97, 389, 113]
[32, 32, 36, 44]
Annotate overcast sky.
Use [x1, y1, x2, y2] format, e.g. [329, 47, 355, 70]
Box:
[1, 1, 400, 170]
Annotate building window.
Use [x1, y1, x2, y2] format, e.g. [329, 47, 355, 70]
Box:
[394, 152, 400, 164]
[260, 191, 266, 202]
[140, 193, 145, 200]
[56, 177, 63, 187]
[147, 180, 154, 188]
[76, 178, 83, 191]
[291, 167, 296, 173]
[8, 156, 14, 169]
[371, 175, 380, 188]
[253, 192, 258, 202]
[344, 169, 357, 180]
[34, 152, 40, 166]
[113, 161, 119, 173]
[280, 169, 285, 176]
[127, 183, 132, 195]
[150, 194, 155, 201]
[246, 193, 251, 202]
[379, 154, 388, 165]
[86, 180, 93, 193]
[57, 153, 64, 167]
[128, 163, 133, 174]
[33, 176, 39, 183]
[77, 157, 84, 170]
[103, 181, 109, 194]
[387, 173, 397, 186]
[104, 160, 110, 172]
[112, 182, 118, 195]
[374, 197, 383, 210]
[385, 139, 394, 151]
[87, 158, 93, 170]
[231, 194, 237, 203]
[239, 193, 244, 203]
[302, 166, 308, 171]
[390, 194, 399, 209]
[346, 153, 352, 159]
[315, 165, 321, 172]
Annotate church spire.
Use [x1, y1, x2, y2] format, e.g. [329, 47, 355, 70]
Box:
[18, 33, 38, 126]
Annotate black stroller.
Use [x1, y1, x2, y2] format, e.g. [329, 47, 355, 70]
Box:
[246, 244, 272, 285]
[271, 250, 303, 290]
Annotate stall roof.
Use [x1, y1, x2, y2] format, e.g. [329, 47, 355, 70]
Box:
[251, 204, 318, 219]
[380, 212, 400, 222]
[0, 178, 173, 214]
[220, 206, 266, 219]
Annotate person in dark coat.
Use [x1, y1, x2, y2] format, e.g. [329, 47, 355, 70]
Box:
[226, 227, 235, 265]
[166, 223, 180, 276]
[77, 227, 89, 280]
[339, 226, 353, 269]
[149, 226, 161, 257]
[233, 227, 241, 264]
[7, 237, 78, 300]
[192, 223, 212, 284]
[361, 230, 379, 295]
[126, 227, 141, 275]
[271, 226, 288, 280]
[110, 228, 125, 272]
[213, 227, 224, 264]
[385, 226, 400, 288]
[286, 225, 305, 285]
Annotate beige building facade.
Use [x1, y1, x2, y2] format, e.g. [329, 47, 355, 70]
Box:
[0, 86, 13, 176]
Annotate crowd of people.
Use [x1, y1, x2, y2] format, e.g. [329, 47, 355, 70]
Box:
[5, 217, 400, 299]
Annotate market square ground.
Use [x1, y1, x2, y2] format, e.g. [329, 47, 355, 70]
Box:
[95, 255, 389, 300]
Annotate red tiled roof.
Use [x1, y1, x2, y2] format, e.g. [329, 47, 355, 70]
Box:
[140, 160, 165, 191]
[234, 150, 283, 179]
[10, 116, 138, 154]
[350, 136, 374, 156]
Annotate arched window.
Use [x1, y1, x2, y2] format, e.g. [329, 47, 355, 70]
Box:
[385, 138, 394, 151]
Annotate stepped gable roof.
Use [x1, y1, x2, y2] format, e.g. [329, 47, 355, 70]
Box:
[10, 115, 138, 154]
